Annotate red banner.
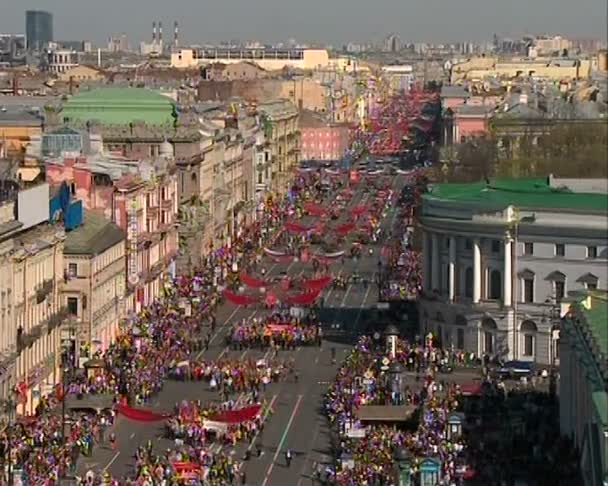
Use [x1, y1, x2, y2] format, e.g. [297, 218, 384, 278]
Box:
[223, 289, 259, 306]
[351, 205, 368, 216]
[285, 221, 310, 233]
[209, 404, 262, 424]
[172, 462, 202, 473]
[336, 222, 356, 236]
[266, 324, 295, 333]
[240, 272, 267, 288]
[284, 288, 322, 306]
[117, 402, 171, 422]
[304, 202, 326, 217]
[301, 276, 333, 291]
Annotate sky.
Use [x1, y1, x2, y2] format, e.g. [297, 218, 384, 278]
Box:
[2, 0, 607, 46]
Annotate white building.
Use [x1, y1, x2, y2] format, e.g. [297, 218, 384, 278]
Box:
[47, 48, 79, 73]
[418, 176, 608, 364]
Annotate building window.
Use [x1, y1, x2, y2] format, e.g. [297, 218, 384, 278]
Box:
[587, 282, 597, 290]
[457, 328, 465, 350]
[491, 240, 501, 253]
[523, 242, 534, 256]
[555, 244, 565, 257]
[484, 332, 494, 354]
[554, 281, 565, 301]
[465, 239, 472, 250]
[523, 278, 534, 303]
[520, 321, 537, 358]
[68, 263, 78, 278]
[489, 269, 502, 300]
[67, 297, 78, 316]
[464, 267, 473, 298]
[587, 246, 597, 259]
[523, 334, 535, 356]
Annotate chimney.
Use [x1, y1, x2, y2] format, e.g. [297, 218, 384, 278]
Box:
[152, 21, 156, 43]
[174, 21, 179, 47]
[158, 21, 163, 45]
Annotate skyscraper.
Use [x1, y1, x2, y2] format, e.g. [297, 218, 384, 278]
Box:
[26, 10, 53, 50]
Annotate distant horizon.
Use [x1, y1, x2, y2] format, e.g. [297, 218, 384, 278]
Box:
[2, 0, 606, 47]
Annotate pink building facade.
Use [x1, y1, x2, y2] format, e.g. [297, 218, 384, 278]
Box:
[301, 125, 349, 161]
[45, 155, 179, 313]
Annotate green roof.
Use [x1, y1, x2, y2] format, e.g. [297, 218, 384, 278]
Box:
[425, 178, 608, 213]
[65, 211, 125, 255]
[580, 290, 608, 357]
[62, 87, 176, 126]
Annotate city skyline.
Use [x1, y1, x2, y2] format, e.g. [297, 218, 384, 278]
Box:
[2, 0, 607, 46]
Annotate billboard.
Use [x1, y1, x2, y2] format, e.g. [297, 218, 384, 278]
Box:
[17, 183, 50, 230]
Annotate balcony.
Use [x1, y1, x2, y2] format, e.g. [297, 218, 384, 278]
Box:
[35, 279, 54, 304]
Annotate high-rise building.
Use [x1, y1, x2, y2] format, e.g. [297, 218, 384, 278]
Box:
[25, 10, 53, 50]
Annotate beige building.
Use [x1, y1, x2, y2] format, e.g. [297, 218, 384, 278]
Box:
[451, 56, 591, 83]
[172, 47, 358, 72]
[58, 65, 105, 83]
[63, 211, 126, 361]
[259, 100, 300, 196]
[0, 184, 68, 417]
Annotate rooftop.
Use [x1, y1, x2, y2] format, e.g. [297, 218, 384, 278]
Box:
[424, 177, 608, 213]
[578, 290, 608, 357]
[64, 210, 125, 255]
[61, 87, 176, 126]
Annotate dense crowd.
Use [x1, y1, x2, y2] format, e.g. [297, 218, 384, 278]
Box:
[325, 336, 470, 485]
[228, 311, 322, 349]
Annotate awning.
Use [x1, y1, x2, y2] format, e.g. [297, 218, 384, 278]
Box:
[355, 405, 416, 422]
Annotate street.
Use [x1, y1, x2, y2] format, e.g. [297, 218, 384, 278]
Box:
[77, 170, 406, 484]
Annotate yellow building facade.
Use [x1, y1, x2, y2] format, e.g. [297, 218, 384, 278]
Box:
[63, 211, 127, 361]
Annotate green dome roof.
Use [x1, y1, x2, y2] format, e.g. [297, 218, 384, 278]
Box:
[62, 87, 176, 126]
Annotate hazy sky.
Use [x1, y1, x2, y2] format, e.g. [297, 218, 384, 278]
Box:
[3, 0, 607, 45]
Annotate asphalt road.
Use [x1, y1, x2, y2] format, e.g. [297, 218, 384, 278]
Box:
[76, 172, 407, 484]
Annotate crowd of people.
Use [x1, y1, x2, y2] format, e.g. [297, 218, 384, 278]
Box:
[166, 398, 270, 450]
[228, 311, 322, 349]
[0, 166, 419, 485]
[325, 336, 471, 485]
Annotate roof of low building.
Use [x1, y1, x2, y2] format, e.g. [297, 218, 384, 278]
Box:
[424, 177, 608, 213]
[578, 290, 608, 357]
[64, 210, 125, 255]
[0, 107, 43, 126]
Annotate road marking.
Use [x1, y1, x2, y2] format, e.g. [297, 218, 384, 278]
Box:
[129, 432, 135, 439]
[102, 451, 120, 472]
[261, 394, 304, 486]
[246, 394, 279, 452]
[295, 420, 323, 486]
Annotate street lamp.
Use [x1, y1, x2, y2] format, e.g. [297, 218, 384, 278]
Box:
[388, 361, 404, 405]
[384, 324, 400, 359]
[393, 446, 412, 486]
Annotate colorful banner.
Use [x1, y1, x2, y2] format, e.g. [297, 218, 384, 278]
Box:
[266, 324, 295, 333]
[264, 248, 287, 257]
